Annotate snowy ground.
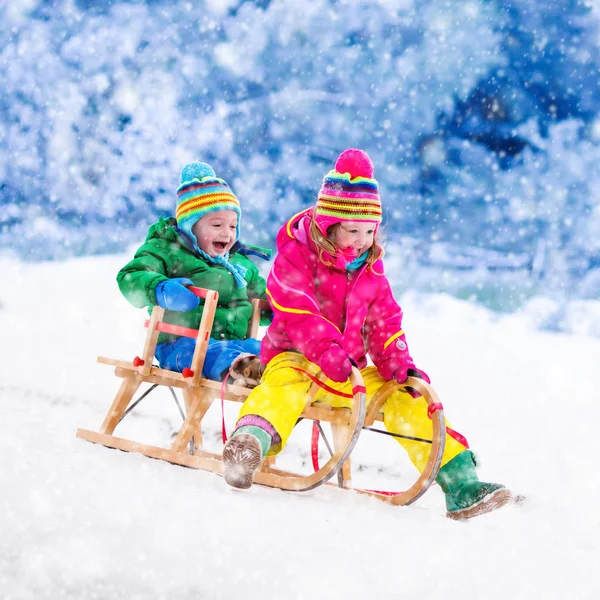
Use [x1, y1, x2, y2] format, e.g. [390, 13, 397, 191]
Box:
[1, 253, 599, 600]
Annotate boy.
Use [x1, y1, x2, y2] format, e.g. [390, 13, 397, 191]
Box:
[117, 162, 271, 387]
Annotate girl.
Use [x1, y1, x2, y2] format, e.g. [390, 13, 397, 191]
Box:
[117, 161, 271, 387]
[222, 149, 511, 520]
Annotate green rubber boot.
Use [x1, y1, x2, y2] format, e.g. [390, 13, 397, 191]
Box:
[436, 451, 512, 520]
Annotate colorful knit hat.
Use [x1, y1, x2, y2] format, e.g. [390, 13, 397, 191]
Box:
[314, 148, 382, 236]
[176, 162, 241, 243]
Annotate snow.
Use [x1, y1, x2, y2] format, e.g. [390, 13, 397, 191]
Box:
[1, 253, 600, 599]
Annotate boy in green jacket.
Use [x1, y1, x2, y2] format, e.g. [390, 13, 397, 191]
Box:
[117, 162, 271, 387]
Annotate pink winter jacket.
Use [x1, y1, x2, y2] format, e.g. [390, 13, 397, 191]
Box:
[261, 209, 419, 381]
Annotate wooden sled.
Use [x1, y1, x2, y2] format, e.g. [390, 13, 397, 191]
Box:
[77, 286, 446, 506]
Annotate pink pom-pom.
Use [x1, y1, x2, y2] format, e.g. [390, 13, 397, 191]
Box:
[334, 148, 374, 179]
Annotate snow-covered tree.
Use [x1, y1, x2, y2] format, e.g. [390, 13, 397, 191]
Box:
[0, 0, 599, 306]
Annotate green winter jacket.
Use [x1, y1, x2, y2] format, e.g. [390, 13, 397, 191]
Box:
[117, 217, 271, 344]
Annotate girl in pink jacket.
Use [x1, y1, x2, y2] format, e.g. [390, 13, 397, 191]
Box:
[223, 149, 511, 519]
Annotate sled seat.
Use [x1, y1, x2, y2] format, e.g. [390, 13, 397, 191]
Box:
[77, 287, 445, 505]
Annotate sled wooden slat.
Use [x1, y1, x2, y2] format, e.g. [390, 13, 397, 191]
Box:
[99, 356, 380, 421]
[189, 290, 218, 388]
[357, 377, 446, 506]
[247, 298, 270, 339]
[76, 429, 224, 470]
[171, 388, 212, 453]
[79, 286, 445, 506]
[99, 373, 143, 435]
[331, 422, 353, 487]
[139, 306, 164, 376]
[391, 378, 446, 505]
[76, 429, 359, 491]
[100, 361, 356, 424]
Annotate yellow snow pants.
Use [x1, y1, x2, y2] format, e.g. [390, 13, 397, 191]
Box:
[236, 352, 467, 471]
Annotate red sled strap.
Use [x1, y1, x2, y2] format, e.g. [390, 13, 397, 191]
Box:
[427, 402, 469, 449]
[289, 366, 366, 398]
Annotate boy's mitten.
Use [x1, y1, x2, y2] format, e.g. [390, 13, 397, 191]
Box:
[393, 366, 430, 398]
[319, 344, 352, 383]
[155, 278, 200, 312]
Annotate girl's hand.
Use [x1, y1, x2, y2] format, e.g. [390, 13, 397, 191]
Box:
[394, 366, 430, 398]
[319, 344, 352, 383]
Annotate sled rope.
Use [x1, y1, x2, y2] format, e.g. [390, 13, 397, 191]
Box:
[311, 422, 345, 488]
[428, 403, 469, 448]
[219, 354, 262, 444]
[219, 371, 231, 444]
[289, 366, 364, 397]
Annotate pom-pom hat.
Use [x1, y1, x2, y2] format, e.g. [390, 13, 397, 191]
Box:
[176, 162, 242, 243]
[314, 149, 382, 235]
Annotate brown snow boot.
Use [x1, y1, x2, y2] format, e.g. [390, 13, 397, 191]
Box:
[222, 434, 263, 489]
[228, 355, 266, 389]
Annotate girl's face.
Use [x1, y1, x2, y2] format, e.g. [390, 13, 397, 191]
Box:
[330, 221, 375, 258]
[192, 210, 238, 257]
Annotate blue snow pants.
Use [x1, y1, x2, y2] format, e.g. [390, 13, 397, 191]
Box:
[155, 337, 261, 381]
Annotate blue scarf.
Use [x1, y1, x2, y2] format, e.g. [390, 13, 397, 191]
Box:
[176, 227, 248, 288]
[346, 251, 369, 271]
[195, 246, 248, 288]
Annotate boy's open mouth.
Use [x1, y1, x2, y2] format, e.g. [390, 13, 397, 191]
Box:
[213, 241, 228, 252]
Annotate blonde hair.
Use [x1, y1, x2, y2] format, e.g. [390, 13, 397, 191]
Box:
[309, 213, 383, 268]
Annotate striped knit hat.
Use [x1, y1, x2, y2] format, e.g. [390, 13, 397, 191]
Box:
[314, 149, 382, 236]
[176, 162, 241, 243]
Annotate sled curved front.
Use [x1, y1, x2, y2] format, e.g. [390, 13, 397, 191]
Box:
[252, 367, 367, 492]
[356, 376, 446, 506]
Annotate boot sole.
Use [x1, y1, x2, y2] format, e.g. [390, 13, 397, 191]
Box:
[447, 488, 512, 521]
[222, 436, 262, 490]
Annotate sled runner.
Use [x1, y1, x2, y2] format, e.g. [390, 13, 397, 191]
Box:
[76, 286, 446, 505]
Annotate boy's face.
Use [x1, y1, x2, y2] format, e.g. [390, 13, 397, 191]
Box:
[191, 210, 238, 257]
[330, 221, 375, 258]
